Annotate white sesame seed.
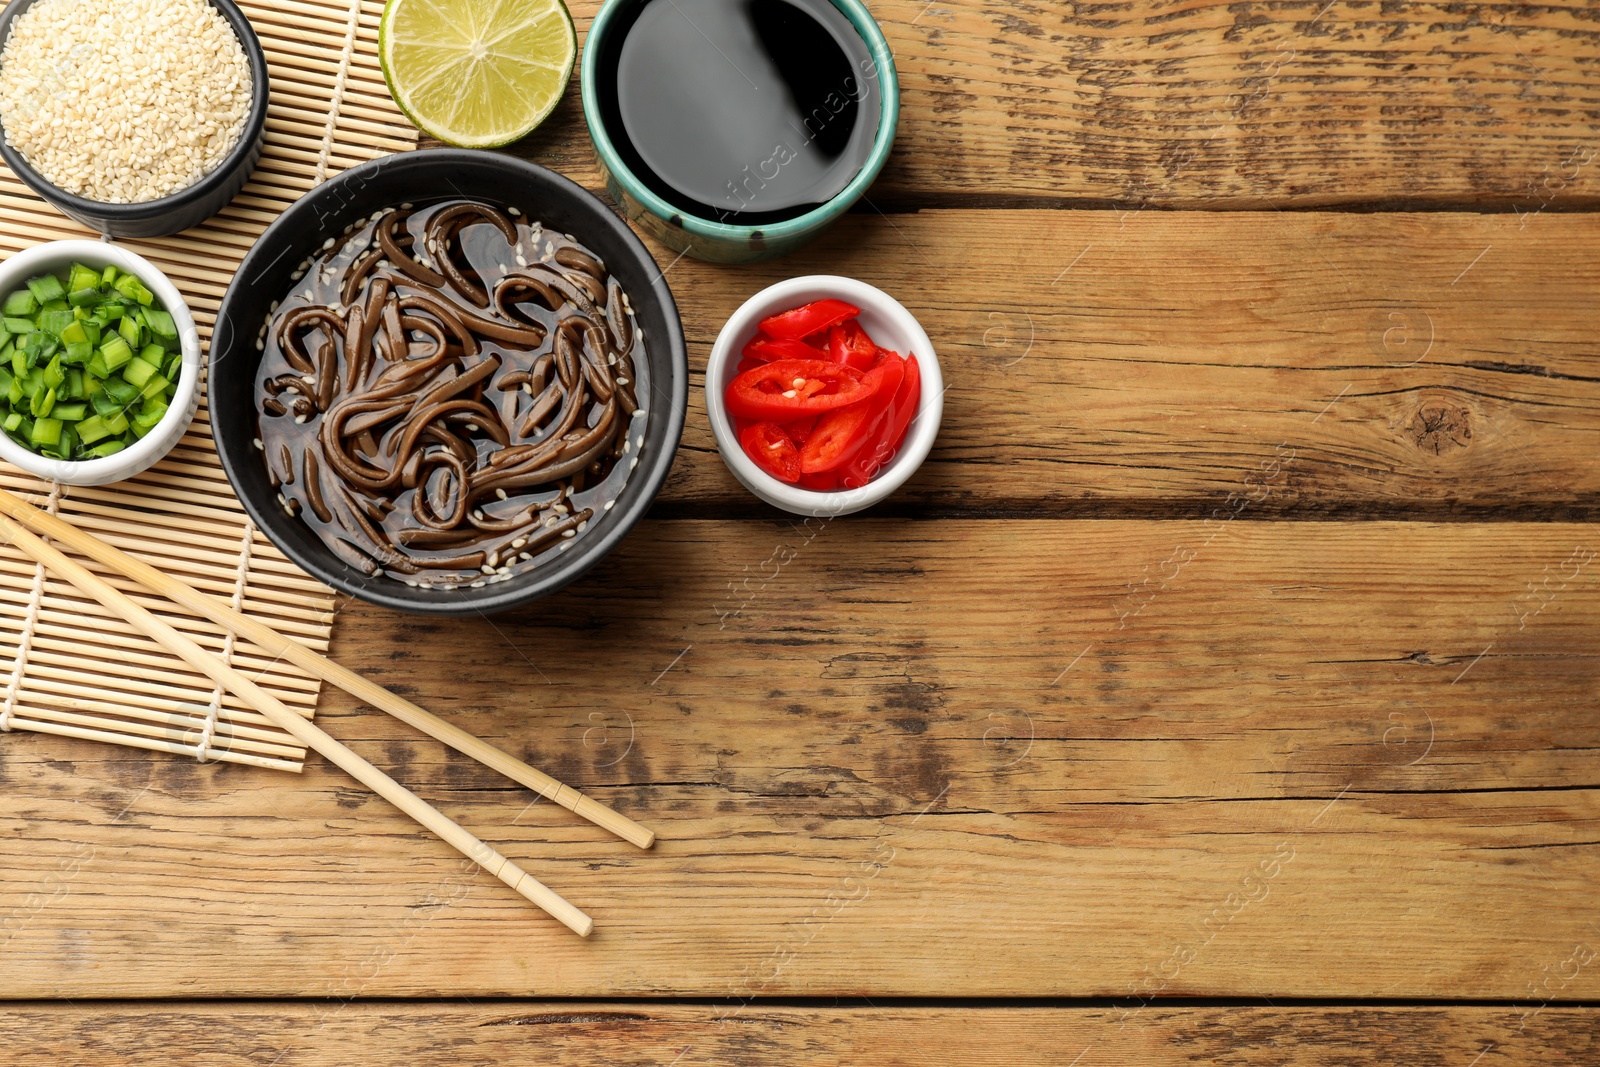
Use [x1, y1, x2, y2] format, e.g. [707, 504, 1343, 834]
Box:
[604, 500, 614, 511]
[251, 437, 263, 450]
[495, 488, 508, 500]
[0, 0, 253, 203]
[480, 564, 495, 574]
[511, 538, 527, 549]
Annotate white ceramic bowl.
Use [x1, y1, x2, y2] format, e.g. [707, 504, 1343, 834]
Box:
[0, 240, 201, 486]
[706, 276, 943, 517]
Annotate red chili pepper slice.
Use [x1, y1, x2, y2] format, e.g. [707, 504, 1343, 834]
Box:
[840, 354, 921, 489]
[742, 336, 829, 363]
[798, 469, 841, 492]
[828, 320, 878, 371]
[784, 415, 819, 446]
[758, 299, 861, 341]
[725, 359, 876, 421]
[739, 421, 802, 483]
[797, 357, 905, 475]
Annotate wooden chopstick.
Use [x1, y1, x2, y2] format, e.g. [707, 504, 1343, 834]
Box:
[0, 510, 593, 937]
[0, 487, 655, 850]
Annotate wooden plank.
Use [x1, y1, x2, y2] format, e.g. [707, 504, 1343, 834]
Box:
[0, 521, 1595, 998]
[521, 1, 1600, 209]
[1, 1003, 1597, 1065]
[638, 209, 1600, 516]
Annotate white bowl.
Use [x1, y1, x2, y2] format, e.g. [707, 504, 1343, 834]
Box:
[706, 276, 943, 517]
[0, 240, 201, 486]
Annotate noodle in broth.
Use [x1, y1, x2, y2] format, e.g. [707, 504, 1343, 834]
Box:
[253, 199, 648, 588]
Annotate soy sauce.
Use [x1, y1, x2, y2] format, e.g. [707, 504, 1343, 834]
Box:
[592, 0, 881, 225]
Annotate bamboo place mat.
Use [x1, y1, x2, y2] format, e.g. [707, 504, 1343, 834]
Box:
[0, 0, 418, 772]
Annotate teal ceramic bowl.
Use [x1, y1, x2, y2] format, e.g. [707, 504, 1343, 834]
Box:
[580, 0, 900, 264]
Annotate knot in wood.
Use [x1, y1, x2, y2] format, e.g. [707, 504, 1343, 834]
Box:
[1407, 398, 1473, 455]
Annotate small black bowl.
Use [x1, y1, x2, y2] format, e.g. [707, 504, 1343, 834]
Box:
[0, 0, 269, 238]
[210, 149, 689, 616]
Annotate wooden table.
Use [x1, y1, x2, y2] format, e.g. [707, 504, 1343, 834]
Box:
[4, 1, 1599, 1062]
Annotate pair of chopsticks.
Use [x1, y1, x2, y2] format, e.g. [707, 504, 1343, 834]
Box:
[0, 487, 654, 937]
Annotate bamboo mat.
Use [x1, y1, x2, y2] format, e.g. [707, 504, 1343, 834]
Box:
[0, 0, 418, 772]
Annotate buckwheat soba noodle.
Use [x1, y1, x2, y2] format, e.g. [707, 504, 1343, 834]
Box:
[253, 199, 649, 588]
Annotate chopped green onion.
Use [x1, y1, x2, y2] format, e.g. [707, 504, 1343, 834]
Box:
[3, 289, 37, 317]
[28, 416, 61, 447]
[143, 308, 177, 342]
[68, 264, 101, 293]
[25, 275, 65, 304]
[0, 263, 181, 460]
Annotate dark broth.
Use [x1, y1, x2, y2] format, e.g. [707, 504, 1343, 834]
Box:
[593, 0, 881, 225]
[254, 199, 649, 589]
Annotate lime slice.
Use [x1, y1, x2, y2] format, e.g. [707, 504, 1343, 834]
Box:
[379, 0, 576, 149]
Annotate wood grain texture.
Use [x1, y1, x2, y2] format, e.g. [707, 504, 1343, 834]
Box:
[1, 1003, 1597, 1066]
[516, 0, 1600, 209]
[2, 521, 1595, 997]
[623, 208, 1600, 517]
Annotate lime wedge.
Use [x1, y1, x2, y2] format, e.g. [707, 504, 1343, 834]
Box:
[379, 0, 576, 149]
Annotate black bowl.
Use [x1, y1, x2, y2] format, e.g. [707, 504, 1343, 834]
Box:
[0, 0, 268, 238]
[210, 149, 689, 615]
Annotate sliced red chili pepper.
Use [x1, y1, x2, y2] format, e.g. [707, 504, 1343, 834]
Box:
[828, 320, 878, 372]
[798, 469, 841, 492]
[797, 357, 905, 475]
[739, 421, 802, 484]
[735, 356, 765, 376]
[742, 336, 829, 363]
[784, 415, 819, 445]
[840, 354, 921, 489]
[758, 298, 860, 341]
[725, 359, 876, 421]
